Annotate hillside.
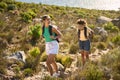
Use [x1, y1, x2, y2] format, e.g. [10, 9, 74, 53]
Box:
[0, 0, 120, 80]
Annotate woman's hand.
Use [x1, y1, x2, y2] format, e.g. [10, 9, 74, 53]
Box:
[50, 36, 56, 39]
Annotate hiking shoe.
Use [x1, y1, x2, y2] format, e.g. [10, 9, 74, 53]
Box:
[52, 72, 60, 77]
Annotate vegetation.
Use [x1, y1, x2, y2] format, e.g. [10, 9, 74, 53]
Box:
[103, 22, 119, 32]
[29, 47, 40, 58]
[0, 0, 120, 79]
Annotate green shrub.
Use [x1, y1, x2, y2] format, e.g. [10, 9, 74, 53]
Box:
[29, 47, 40, 58]
[13, 73, 23, 80]
[21, 12, 32, 23]
[0, 8, 4, 12]
[101, 48, 120, 79]
[24, 56, 34, 68]
[68, 43, 79, 54]
[27, 9, 36, 18]
[2, 0, 15, 4]
[112, 35, 120, 45]
[101, 48, 119, 66]
[89, 24, 95, 29]
[85, 64, 103, 80]
[23, 68, 33, 76]
[7, 4, 17, 10]
[0, 2, 7, 9]
[113, 62, 120, 74]
[0, 53, 7, 74]
[13, 67, 20, 74]
[78, 63, 103, 80]
[97, 42, 106, 50]
[61, 56, 73, 68]
[43, 76, 62, 80]
[56, 54, 63, 63]
[92, 35, 101, 42]
[40, 52, 47, 62]
[103, 22, 119, 32]
[21, 10, 36, 22]
[28, 24, 42, 40]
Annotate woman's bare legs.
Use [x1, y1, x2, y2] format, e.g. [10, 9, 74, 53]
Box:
[46, 54, 58, 76]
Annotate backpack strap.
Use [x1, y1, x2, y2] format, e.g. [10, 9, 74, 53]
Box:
[49, 25, 60, 42]
[78, 29, 80, 38]
[84, 27, 87, 38]
[42, 25, 45, 38]
[49, 25, 53, 36]
[78, 27, 88, 39]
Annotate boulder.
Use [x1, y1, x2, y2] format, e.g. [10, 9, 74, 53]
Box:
[94, 27, 108, 41]
[97, 16, 112, 24]
[6, 51, 26, 63]
[40, 62, 64, 72]
[112, 17, 120, 28]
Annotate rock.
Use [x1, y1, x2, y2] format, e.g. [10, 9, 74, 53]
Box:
[101, 49, 109, 55]
[97, 16, 112, 24]
[40, 62, 64, 72]
[33, 18, 41, 23]
[112, 16, 120, 28]
[102, 67, 112, 79]
[6, 51, 26, 63]
[57, 63, 65, 71]
[94, 27, 108, 41]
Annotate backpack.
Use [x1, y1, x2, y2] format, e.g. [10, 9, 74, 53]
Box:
[42, 25, 59, 42]
[78, 27, 93, 40]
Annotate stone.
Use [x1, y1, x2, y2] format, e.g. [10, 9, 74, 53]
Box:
[6, 51, 26, 63]
[112, 16, 120, 28]
[97, 16, 112, 24]
[94, 27, 108, 41]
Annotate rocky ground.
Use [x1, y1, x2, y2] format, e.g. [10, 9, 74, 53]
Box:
[3, 48, 110, 80]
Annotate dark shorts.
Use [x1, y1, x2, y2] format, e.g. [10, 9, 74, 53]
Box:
[79, 40, 90, 52]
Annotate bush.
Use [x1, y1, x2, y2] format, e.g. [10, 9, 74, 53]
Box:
[7, 4, 17, 10]
[61, 56, 73, 68]
[103, 22, 119, 32]
[43, 76, 62, 80]
[56, 54, 63, 63]
[97, 42, 106, 50]
[0, 53, 7, 74]
[24, 56, 34, 68]
[85, 64, 103, 80]
[112, 35, 120, 45]
[28, 24, 42, 40]
[29, 47, 40, 58]
[2, 0, 15, 4]
[0, 8, 4, 12]
[89, 24, 95, 29]
[21, 12, 32, 23]
[40, 52, 47, 62]
[101, 48, 120, 79]
[101, 48, 119, 66]
[23, 68, 33, 77]
[68, 43, 79, 54]
[78, 63, 103, 80]
[13, 67, 20, 74]
[21, 10, 37, 22]
[92, 35, 101, 42]
[0, 2, 7, 9]
[57, 54, 73, 68]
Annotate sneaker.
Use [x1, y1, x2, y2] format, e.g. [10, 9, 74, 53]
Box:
[52, 72, 60, 77]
